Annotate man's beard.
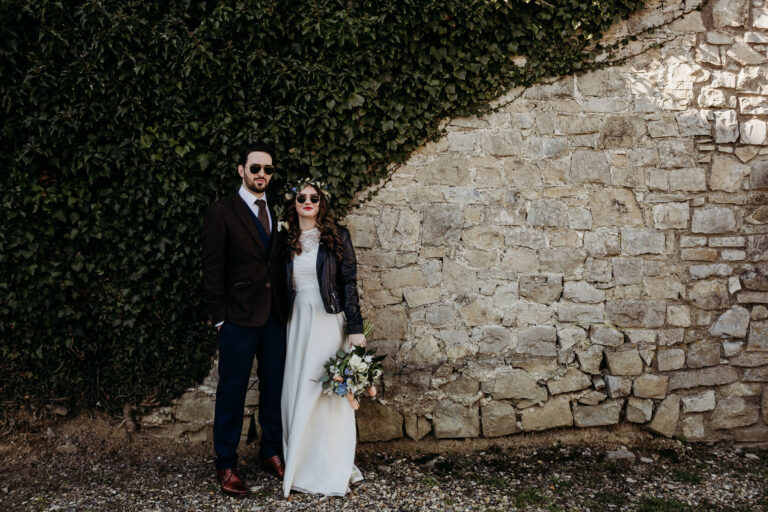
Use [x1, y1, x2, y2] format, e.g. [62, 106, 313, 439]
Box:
[246, 179, 267, 194]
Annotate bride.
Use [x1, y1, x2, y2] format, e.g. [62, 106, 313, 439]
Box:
[281, 179, 366, 497]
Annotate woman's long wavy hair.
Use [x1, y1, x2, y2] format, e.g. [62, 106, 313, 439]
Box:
[286, 184, 344, 261]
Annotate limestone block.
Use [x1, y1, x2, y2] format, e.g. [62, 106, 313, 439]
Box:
[747, 236, 768, 260]
[681, 415, 706, 440]
[604, 375, 633, 398]
[751, 160, 768, 189]
[689, 280, 730, 310]
[481, 402, 517, 437]
[627, 397, 654, 423]
[738, 66, 768, 95]
[462, 225, 505, 251]
[598, 116, 646, 148]
[643, 277, 684, 300]
[591, 326, 624, 347]
[657, 349, 686, 371]
[519, 274, 563, 303]
[442, 259, 479, 294]
[668, 168, 707, 192]
[573, 400, 623, 427]
[426, 303, 455, 328]
[547, 368, 592, 395]
[579, 390, 608, 405]
[346, 216, 377, 248]
[709, 397, 759, 429]
[499, 247, 537, 273]
[633, 374, 669, 399]
[527, 137, 568, 159]
[696, 43, 722, 67]
[576, 345, 604, 374]
[527, 199, 567, 227]
[605, 349, 644, 376]
[686, 341, 722, 369]
[517, 325, 558, 356]
[711, 306, 750, 338]
[357, 400, 404, 441]
[744, 366, 768, 381]
[740, 119, 768, 145]
[606, 300, 666, 328]
[478, 131, 524, 157]
[590, 189, 644, 227]
[612, 257, 643, 285]
[730, 352, 768, 367]
[398, 335, 443, 366]
[377, 209, 421, 251]
[712, 0, 748, 27]
[567, 207, 593, 230]
[486, 368, 548, 402]
[682, 390, 716, 413]
[763, 387, 768, 424]
[741, 265, 768, 291]
[174, 391, 214, 423]
[677, 111, 711, 136]
[584, 231, 620, 258]
[374, 305, 408, 340]
[382, 268, 426, 291]
[558, 326, 587, 351]
[474, 326, 514, 356]
[652, 202, 690, 230]
[563, 281, 605, 304]
[713, 110, 739, 144]
[692, 207, 737, 234]
[659, 139, 695, 169]
[460, 298, 502, 327]
[504, 160, 543, 199]
[556, 303, 604, 323]
[747, 322, 768, 351]
[689, 264, 732, 280]
[539, 248, 587, 274]
[504, 227, 547, 250]
[571, 150, 611, 184]
[648, 395, 680, 438]
[404, 415, 432, 441]
[668, 366, 740, 390]
[520, 396, 573, 431]
[586, 260, 612, 283]
[621, 228, 665, 256]
[667, 305, 691, 328]
[433, 402, 479, 439]
[720, 382, 763, 397]
[422, 205, 463, 246]
[727, 42, 767, 66]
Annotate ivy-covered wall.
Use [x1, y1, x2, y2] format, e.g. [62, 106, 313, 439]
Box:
[143, 0, 768, 445]
[0, 0, 645, 412]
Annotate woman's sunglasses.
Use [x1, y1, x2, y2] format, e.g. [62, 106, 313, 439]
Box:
[296, 194, 320, 204]
[248, 164, 275, 175]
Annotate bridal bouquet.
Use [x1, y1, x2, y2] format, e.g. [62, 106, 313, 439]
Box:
[319, 325, 385, 409]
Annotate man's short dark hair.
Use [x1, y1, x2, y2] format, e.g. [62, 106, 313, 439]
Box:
[239, 142, 275, 166]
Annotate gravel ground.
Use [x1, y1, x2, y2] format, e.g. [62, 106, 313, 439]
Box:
[1, 416, 767, 512]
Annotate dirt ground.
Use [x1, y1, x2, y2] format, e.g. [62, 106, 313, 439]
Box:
[1, 413, 767, 511]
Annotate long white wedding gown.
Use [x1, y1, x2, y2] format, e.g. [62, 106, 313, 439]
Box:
[281, 228, 363, 497]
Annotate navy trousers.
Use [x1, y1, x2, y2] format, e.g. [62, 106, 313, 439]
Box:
[213, 309, 286, 470]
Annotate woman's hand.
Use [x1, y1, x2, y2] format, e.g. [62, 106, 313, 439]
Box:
[348, 334, 366, 348]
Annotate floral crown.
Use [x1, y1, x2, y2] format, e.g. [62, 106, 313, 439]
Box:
[288, 176, 331, 199]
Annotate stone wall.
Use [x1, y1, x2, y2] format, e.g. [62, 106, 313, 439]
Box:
[143, 0, 768, 445]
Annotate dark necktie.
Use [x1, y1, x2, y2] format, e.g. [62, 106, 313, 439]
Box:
[255, 199, 271, 236]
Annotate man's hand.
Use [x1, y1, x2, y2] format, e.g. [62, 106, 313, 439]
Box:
[348, 334, 366, 347]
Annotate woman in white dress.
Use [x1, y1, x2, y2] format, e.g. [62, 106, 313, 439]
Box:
[281, 181, 366, 497]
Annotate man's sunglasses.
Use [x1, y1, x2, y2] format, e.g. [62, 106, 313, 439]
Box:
[248, 164, 275, 175]
[296, 194, 320, 204]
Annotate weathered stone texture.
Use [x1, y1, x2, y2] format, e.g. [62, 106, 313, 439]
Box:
[434, 402, 480, 439]
[520, 397, 573, 431]
[573, 400, 623, 427]
[648, 395, 680, 438]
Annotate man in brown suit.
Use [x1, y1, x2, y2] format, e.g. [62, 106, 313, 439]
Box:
[202, 143, 288, 496]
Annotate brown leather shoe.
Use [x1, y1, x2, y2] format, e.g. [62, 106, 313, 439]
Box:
[217, 468, 248, 497]
[260, 455, 285, 479]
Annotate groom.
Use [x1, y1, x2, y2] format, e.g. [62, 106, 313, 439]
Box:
[202, 142, 288, 496]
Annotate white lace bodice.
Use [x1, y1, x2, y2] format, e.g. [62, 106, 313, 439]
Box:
[292, 229, 320, 291]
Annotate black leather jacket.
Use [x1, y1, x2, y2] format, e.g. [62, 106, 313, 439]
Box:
[285, 225, 364, 335]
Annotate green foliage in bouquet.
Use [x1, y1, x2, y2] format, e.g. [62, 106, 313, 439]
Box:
[319, 346, 386, 399]
[0, 0, 646, 411]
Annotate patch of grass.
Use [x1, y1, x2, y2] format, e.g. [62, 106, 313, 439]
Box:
[637, 495, 692, 512]
[550, 476, 574, 492]
[671, 468, 702, 484]
[474, 474, 508, 490]
[512, 486, 546, 508]
[421, 476, 439, 487]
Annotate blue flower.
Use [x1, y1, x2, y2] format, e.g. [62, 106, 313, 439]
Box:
[335, 382, 347, 396]
[344, 368, 352, 376]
